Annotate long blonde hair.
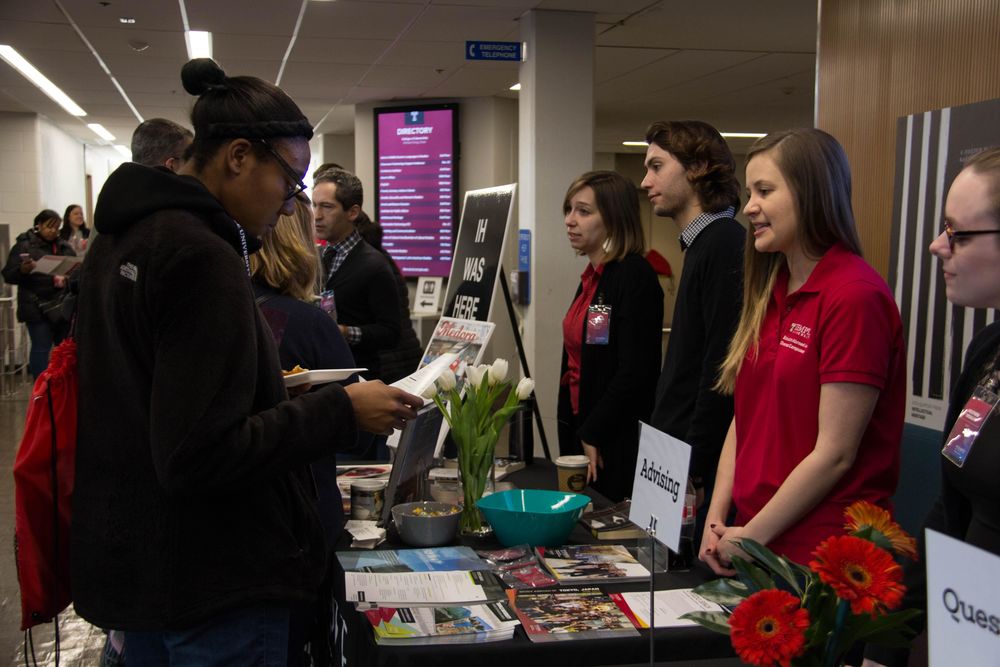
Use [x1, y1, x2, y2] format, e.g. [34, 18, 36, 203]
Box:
[249, 193, 321, 302]
[715, 128, 862, 394]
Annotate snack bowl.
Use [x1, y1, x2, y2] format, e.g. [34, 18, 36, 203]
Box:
[391, 501, 461, 547]
[476, 489, 590, 547]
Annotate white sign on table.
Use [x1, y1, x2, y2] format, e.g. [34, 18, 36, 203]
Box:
[628, 422, 691, 552]
[926, 529, 1000, 666]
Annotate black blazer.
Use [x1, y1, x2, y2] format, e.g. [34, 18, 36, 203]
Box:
[557, 253, 664, 501]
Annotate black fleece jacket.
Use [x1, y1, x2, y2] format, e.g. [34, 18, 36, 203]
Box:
[72, 163, 359, 631]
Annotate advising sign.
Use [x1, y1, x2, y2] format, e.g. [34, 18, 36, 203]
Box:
[926, 529, 1000, 666]
[442, 184, 516, 323]
[629, 422, 692, 552]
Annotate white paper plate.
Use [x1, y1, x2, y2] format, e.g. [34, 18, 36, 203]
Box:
[282, 368, 366, 388]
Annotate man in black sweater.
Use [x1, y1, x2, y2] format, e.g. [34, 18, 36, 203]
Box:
[313, 168, 402, 383]
[640, 120, 745, 518]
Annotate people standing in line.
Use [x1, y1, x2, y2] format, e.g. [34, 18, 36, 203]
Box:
[130, 117, 194, 171]
[1, 209, 75, 378]
[59, 204, 90, 255]
[73, 58, 421, 665]
[557, 170, 663, 502]
[355, 211, 424, 384]
[700, 128, 906, 574]
[313, 168, 402, 385]
[641, 120, 745, 521]
[863, 147, 1000, 667]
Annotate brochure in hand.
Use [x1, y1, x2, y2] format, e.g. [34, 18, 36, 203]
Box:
[510, 587, 640, 642]
[364, 600, 520, 645]
[30, 254, 82, 276]
[536, 544, 651, 584]
[579, 500, 647, 541]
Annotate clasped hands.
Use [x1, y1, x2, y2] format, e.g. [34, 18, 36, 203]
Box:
[699, 521, 751, 576]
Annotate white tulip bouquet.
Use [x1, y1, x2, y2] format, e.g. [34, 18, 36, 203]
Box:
[423, 358, 535, 534]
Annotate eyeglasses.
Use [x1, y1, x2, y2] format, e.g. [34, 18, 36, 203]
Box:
[258, 139, 307, 201]
[943, 219, 1000, 249]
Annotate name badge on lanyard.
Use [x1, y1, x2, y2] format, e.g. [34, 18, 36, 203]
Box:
[942, 384, 1000, 468]
[586, 303, 612, 345]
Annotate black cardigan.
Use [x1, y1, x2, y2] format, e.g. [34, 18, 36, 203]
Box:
[325, 240, 402, 381]
[557, 253, 664, 501]
[866, 321, 1000, 665]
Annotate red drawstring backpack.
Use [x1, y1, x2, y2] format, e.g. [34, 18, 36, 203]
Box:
[13, 337, 77, 633]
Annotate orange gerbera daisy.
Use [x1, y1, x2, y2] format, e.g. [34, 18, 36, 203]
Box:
[728, 589, 810, 667]
[844, 501, 918, 561]
[810, 535, 906, 615]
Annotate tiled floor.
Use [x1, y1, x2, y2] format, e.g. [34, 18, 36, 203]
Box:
[2, 380, 105, 666]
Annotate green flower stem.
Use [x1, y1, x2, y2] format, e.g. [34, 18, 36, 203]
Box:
[435, 376, 521, 534]
[823, 599, 850, 667]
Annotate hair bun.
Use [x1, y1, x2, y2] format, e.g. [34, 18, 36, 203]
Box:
[181, 58, 228, 96]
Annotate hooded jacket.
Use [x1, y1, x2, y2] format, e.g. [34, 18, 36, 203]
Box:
[1, 229, 75, 323]
[72, 163, 359, 630]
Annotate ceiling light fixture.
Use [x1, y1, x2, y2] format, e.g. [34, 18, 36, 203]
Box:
[509, 83, 521, 91]
[622, 132, 767, 147]
[185, 30, 212, 59]
[0, 45, 87, 117]
[119, 16, 136, 24]
[87, 123, 115, 141]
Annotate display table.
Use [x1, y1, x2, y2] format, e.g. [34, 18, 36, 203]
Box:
[337, 460, 737, 666]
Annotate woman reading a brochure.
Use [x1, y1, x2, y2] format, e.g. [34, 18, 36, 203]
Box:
[557, 170, 663, 502]
[1, 209, 76, 378]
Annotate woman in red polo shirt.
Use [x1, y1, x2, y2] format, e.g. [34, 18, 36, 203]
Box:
[557, 170, 663, 502]
[699, 128, 906, 572]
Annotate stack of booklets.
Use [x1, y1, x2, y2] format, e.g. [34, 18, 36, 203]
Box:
[509, 587, 640, 642]
[536, 544, 651, 584]
[578, 500, 646, 540]
[337, 546, 519, 645]
[363, 601, 520, 645]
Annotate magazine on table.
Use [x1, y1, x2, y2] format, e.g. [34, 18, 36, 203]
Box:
[578, 500, 647, 540]
[536, 544, 651, 584]
[609, 589, 725, 629]
[336, 546, 489, 574]
[509, 587, 640, 642]
[364, 600, 519, 645]
[345, 569, 506, 608]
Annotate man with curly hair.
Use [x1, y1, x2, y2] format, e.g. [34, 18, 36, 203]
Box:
[641, 120, 745, 525]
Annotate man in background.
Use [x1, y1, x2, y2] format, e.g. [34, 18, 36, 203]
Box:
[641, 120, 745, 516]
[130, 118, 193, 171]
[313, 168, 401, 385]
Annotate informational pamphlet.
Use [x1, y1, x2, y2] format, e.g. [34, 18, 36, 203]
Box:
[510, 587, 640, 642]
[536, 544, 650, 584]
[30, 254, 82, 276]
[345, 570, 504, 608]
[337, 546, 489, 574]
[610, 589, 724, 629]
[364, 601, 519, 645]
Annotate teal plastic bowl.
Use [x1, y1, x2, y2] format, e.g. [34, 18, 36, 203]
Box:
[476, 489, 590, 547]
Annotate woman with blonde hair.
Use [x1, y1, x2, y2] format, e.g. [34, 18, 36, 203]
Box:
[557, 170, 663, 502]
[701, 128, 906, 573]
[251, 192, 355, 377]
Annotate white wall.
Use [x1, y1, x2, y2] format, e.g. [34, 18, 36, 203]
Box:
[0, 112, 43, 232]
[84, 144, 128, 210]
[38, 116, 86, 216]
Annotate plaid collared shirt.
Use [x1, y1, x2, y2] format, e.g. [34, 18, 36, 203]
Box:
[322, 230, 363, 344]
[679, 206, 736, 251]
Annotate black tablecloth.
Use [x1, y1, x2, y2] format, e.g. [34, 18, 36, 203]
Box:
[337, 460, 737, 666]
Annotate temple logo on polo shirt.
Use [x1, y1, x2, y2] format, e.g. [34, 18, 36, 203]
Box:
[780, 322, 812, 354]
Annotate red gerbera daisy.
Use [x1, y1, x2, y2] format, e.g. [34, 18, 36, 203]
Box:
[810, 535, 906, 615]
[729, 589, 810, 667]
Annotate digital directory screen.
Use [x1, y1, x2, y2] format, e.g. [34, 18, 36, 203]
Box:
[374, 104, 458, 277]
